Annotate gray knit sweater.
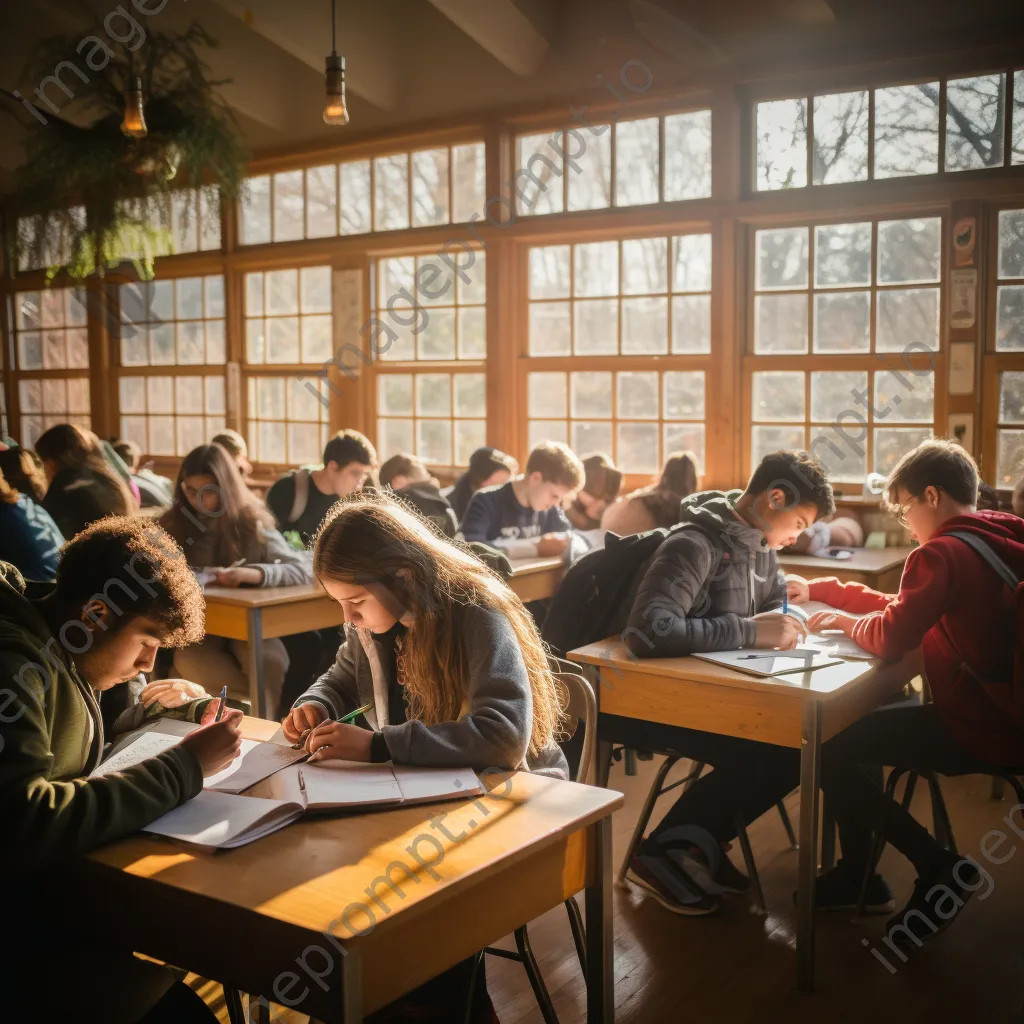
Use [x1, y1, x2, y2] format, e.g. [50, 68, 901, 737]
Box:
[293, 603, 568, 779]
[188, 525, 313, 588]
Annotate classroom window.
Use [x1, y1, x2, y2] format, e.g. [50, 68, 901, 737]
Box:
[246, 376, 330, 465]
[996, 209, 1024, 352]
[244, 267, 333, 365]
[748, 216, 941, 482]
[239, 143, 485, 243]
[119, 375, 225, 457]
[16, 207, 85, 272]
[11, 288, 91, 447]
[0, 372, 7, 438]
[997, 372, 1024, 486]
[528, 234, 712, 356]
[1014, 71, 1024, 164]
[515, 109, 712, 216]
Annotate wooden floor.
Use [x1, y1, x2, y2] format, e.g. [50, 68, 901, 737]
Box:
[194, 757, 1024, 1024]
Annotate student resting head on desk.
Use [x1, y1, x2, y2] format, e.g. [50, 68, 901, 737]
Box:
[618, 448, 835, 916]
[0, 517, 242, 1024]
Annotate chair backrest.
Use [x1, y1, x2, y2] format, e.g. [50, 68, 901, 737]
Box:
[549, 658, 597, 786]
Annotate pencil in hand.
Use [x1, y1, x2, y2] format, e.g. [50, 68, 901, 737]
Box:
[214, 684, 228, 723]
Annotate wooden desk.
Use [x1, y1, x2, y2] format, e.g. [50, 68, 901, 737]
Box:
[203, 584, 345, 719]
[778, 546, 915, 592]
[508, 556, 565, 602]
[568, 638, 919, 993]
[71, 718, 622, 1024]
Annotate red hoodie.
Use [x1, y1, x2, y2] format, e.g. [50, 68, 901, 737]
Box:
[807, 511, 1024, 766]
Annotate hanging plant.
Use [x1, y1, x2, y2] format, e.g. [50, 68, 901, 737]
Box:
[2, 22, 247, 281]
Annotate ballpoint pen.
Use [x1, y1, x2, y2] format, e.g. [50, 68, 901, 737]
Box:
[214, 684, 228, 722]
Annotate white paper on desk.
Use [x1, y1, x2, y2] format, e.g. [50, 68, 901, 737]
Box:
[285, 761, 405, 809]
[90, 730, 183, 777]
[393, 765, 482, 804]
[798, 601, 875, 659]
[204, 740, 307, 793]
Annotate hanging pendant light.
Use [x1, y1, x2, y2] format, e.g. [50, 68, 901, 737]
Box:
[121, 76, 148, 138]
[323, 0, 349, 125]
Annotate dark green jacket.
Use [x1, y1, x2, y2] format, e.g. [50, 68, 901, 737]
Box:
[0, 563, 203, 873]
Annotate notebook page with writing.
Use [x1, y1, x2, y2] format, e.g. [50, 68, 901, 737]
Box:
[392, 766, 483, 805]
[90, 730, 183, 777]
[142, 790, 303, 850]
[799, 601, 875, 658]
[267, 762, 405, 809]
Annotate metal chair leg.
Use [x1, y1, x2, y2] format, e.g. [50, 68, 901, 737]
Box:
[735, 813, 767, 914]
[819, 795, 835, 868]
[514, 925, 559, 1024]
[564, 896, 587, 976]
[901, 771, 918, 809]
[616, 754, 679, 887]
[223, 985, 245, 1024]
[463, 950, 486, 1024]
[925, 772, 957, 855]
[777, 799, 798, 849]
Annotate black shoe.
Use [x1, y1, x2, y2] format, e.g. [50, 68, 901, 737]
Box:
[884, 856, 980, 952]
[798, 860, 895, 913]
[626, 849, 719, 916]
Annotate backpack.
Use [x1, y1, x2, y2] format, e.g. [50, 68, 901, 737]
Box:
[947, 530, 1024, 732]
[541, 527, 671, 659]
[288, 469, 312, 526]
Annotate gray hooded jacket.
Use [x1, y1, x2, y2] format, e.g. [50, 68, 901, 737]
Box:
[624, 489, 787, 657]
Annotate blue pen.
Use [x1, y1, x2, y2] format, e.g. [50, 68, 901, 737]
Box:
[783, 592, 788, 617]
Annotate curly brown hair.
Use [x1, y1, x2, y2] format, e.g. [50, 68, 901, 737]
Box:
[55, 516, 205, 647]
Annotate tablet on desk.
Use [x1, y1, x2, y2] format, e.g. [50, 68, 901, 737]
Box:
[693, 647, 844, 678]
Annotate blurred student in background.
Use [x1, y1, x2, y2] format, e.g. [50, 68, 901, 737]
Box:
[379, 452, 458, 538]
[447, 446, 518, 523]
[211, 429, 253, 482]
[112, 439, 174, 508]
[601, 451, 700, 536]
[566, 453, 623, 531]
[0, 443, 64, 582]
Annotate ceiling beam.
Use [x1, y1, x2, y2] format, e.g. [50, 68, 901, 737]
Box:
[426, 0, 550, 77]
[208, 0, 400, 110]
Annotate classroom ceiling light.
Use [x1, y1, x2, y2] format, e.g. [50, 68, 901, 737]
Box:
[323, 0, 350, 126]
[120, 76, 148, 138]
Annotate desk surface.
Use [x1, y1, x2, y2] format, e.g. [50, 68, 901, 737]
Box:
[778, 546, 915, 575]
[570, 636, 878, 703]
[509, 556, 565, 576]
[202, 582, 331, 608]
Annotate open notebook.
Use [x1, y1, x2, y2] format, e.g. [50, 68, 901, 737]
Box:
[765, 602, 875, 660]
[693, 647, 844, 677]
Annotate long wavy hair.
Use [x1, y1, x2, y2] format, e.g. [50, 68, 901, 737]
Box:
[159, 443, 272, 564]
[35, 424, 134, 514]
[0, 446, 48, 502]
[313, 493, 565, 758]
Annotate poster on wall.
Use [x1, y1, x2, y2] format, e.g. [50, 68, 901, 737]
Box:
[950, 269, 977, 329]
[953, 217, 976, 267]
[948, 342, 976, 395]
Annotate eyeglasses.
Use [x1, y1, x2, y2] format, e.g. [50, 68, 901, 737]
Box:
[893, 500, 915, 528]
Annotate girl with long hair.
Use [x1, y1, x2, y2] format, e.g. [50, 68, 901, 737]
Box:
[161, 443, 312, 715]
[282, 492, 568, 777]
[35, 423, 136, 539]
[601, 450, 701, 536]
[0, 444, 65, 581]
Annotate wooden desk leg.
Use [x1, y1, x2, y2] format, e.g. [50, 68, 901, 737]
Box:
[797, 700, 823, 994]
[585, 814, 614, 1024]
[247, 607, 267, 720]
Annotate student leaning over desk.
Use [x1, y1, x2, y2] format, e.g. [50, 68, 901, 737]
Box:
[0, 518, 242, 1024]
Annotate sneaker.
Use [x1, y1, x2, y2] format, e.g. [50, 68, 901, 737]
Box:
[655, 825, 751, 896]
[797, 860, 895, 913]
[625, 849, 719, 916]
[885, 856, 980, 951]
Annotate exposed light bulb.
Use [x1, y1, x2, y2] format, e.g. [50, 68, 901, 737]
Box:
[121, 77, 148, 139]
[323, 53, 349, 125]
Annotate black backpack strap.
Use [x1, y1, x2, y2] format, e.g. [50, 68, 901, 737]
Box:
[947, 531, 1021, 591]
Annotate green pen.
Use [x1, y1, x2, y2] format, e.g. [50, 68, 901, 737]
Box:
[293, 701, 376, 750]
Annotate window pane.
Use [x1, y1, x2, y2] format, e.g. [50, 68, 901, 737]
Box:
[875, 369, 934, 423]
[416, 373, 451, 416]
[452, 142, 485, 223]
[301, 266, 332, 315]
[663, 371, 705, 419]
[306, 165, 337, 238]
[529, 246, 570, 299]
[814, 292, 870, 353]
[874, 83, 940, 178]
[572, 421, 613, 456]
[752, 371, 804, 422]
[615, 117, 659, 207]
[618, 423, 659, 473]
[996, 285, 1024, 351]
[528, 372, 567, 418]
[812, 91, 869, 185]
[171, 190, 198, 253]
[147, 375, 174, 412]
[1000, 371, 1024, 423]
[529, 420, 567, 448]
[811, 371, 867, 422]
[664, 423, 705, 473]
[257, 377, 286, 418]
[273, 170, 304, 241]
[379, 374, 413, 415]
[575, 241, 618, 297]
[812, 433, 867, 483]
[874, 427, 932, 474]
[815, 222, 871, 287]
[672, 234, 712, 292]
[756, 98, 807, 191]
[176, 277, 203, 320]
[455, 420, 486, 466]
[267, 269, 299, 315]
[412, 148, 449, 227]
[574, 299, 618, 355]
[67, 329, 89, 368]
[529, 302, 570, 356]
[150, 323, 174, 364]
[257, 421, 286, 464]
[755, 294, 808, 354]
[206, 275, 225, 319]
[756, 228, 809, 290]
[516, 132, 564, 216]
[622, 237, 667, 295]
[877, 288, 939, 352]
[42, 331, 65, 369]
[1014, 72, 1024, 165]
[945, 74, 1005, 171]
[246, 319, 265, 363]
[617, 372, 659, 420]
[571, 372, 612, 418]
[671, 295, 711, 353]
[622, 297, 667, 355]
[17, 331, 41, 370]
[998, 210, 1024, 279]
[374, 154, 409, 231]
[301, 315, 333, 363]
[245, 272, 264, 316]
[997, 430, 1024, 486]
[458, 249, 485, 305]
[567, 128, 611, 211]
[664, 110, 712, 200]
[267, 317, 299, 362]
[878, 218, 941, 284]
[199, 187, 221, 251]
[418, 420, 452, 464]
[241, 175, 271, 245]
[415, 254, 455, 308]
[753, 425, 805, 464]
[458, 307, 486, 359]
[340, 160, 371, 235]
[378, 418, 414, 460]
[287, 422, 320, 465]
[176, 322, 204, 364]
[453, 374, 486, 417]
[418, 308, 455, 360]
